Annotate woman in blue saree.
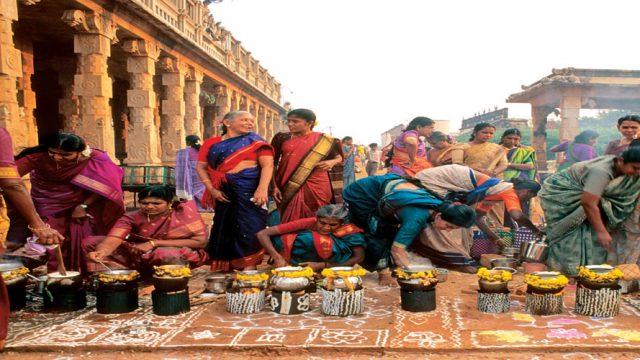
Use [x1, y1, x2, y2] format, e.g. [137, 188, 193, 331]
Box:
[342, 174, 477, 284]
[256, 205, 365, 271]
[197, 111, 274, 271]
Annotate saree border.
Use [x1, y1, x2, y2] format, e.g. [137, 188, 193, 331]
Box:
[280, 134, 335, 208]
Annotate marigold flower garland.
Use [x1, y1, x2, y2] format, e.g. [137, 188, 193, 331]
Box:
[272, 267, 314, 278]
[524, 273, 569, 290]
[577, 266, 624, 283]
[321, 267, 366, 278]
[235, 272, 269, 282]
[395, 268, 438, 280]
[98, 270, 140, 283]
[154, 265, 192, 278]
[476, 267, 512, 282]
[1, 267, 29, 281]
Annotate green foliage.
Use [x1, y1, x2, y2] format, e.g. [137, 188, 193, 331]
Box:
[200, 91, 216, 105]
[454, 110, 629, 158]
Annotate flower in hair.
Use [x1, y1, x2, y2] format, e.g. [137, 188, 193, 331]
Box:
[81, 145, 92, 157]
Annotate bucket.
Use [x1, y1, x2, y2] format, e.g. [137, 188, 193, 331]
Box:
[400, 287, 436, 312]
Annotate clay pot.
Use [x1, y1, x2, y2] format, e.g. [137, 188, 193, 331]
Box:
[152, 275, 189, 292]
[522, 262, 546, 274]
[270, 266, 311, 292]
[478, 279, 509, 293]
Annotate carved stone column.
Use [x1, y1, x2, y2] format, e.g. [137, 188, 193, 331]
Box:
[184, 68, 203, 138]
[18, 40, 38, 146]
[0, 0, 24, 150]
[531, 106, 554, 171]
[213, 85, 229, 137]
[265, 111, 273, 141]
[62, 10, 117, 157]
[55, 60, 80, 134]
[122, 39, 161, 165]
[160, 57, 186, 165]
[256, 105, 265, 138]
[560, 88, 581, 142]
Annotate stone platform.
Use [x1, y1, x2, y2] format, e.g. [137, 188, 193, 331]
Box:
[3, 269, 640, 359]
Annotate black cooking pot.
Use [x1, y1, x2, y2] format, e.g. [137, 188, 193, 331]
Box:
[95, 270, 140, 291]
[152, 275, 189, 292]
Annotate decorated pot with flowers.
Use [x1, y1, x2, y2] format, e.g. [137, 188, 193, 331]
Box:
[235, 270, 269, 289]
[524, 271, 569, 294]
[477, 267, 512, 293]
[270, 266, 314, 292]
[321, 266, 365, 291]
[577, 265, 623, 290]
[395, 266, 439, 290]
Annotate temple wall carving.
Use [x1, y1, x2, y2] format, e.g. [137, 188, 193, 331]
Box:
[0, 0, 24, 150]
[160, 56, 186, 165]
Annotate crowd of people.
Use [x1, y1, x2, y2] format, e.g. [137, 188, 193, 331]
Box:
[2, 110, 640, 348]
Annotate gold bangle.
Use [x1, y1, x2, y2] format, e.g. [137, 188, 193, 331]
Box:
[202, 179, 212, 184]
[28, 223, 51, 232]
[149, 240, 156, 248]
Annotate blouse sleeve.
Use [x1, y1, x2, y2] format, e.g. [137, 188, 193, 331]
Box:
[393, 206, 430, 248]
[583, 168, 613, 197]
[275, 217, 317, 234]
[105, 212, 136, 240]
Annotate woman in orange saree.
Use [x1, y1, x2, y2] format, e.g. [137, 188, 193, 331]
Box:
[271, 109, 343, 224]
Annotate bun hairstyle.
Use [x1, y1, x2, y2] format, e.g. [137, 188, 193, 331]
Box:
[510, 178, 542, 195]
[138, 185, 174, 202]
[469, 122, 496, 141]
[620, 145, 640, 163]
[405, 116, 434, 131]
[500, 128, 522, 144]
[185, 135, 201, 150]
[16, 132, 87, 159]
[436, 202, 477, 228]
[316, 204, 350, 222]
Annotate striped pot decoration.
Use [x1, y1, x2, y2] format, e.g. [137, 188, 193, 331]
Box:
[575, 286, 621, 317]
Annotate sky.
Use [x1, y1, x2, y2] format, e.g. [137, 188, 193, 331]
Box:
[209, 0, 640, 145]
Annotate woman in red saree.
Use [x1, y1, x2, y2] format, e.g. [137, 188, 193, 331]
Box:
[197, 111, 274, 271]
[15, 133, 124, 272]
[271, 108, 343, 224]
[85, 185, 207, 273]
[0, 128, 63, 350]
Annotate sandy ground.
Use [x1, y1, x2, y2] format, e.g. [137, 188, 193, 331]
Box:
[3, 269, 640, 358]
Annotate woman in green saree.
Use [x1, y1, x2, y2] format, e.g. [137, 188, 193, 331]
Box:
[500, 128, 536, 181]
[539, 147, 640, 276]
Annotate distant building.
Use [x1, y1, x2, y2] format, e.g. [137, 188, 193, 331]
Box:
[460, 108, 527, 131]
[381, 124, 404, 147]
[434, 120, 450, 134]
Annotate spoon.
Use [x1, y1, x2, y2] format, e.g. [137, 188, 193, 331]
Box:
[96, 259, 113, 272]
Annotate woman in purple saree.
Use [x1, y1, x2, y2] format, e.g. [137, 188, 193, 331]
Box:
[15, 133, 124, 272]
[175, 135, 206, 211]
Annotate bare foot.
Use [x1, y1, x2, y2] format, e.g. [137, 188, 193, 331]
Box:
[378, 271, 398, 287]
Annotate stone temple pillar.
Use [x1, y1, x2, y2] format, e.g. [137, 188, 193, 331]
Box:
[184, 68, 203, 138]
[531, 106, 554, 171]
[257, 105, 266, 138]
[121, 39, 161, 165]
[56, 60, 80, 134]
[62, 10, 117, 157]
[18, 40, 38, 147]
[160, 57, 186, 165]
[213, 85, 230, 137]
[265, 112, 274, 141]
[0, 0, 24, 150]
[560, 88, 581, 142]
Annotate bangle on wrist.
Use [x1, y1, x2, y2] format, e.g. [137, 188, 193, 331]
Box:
[79, 203, 88, 209]
[149, 240, 156, 248]
[28, 223, 50, 232]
